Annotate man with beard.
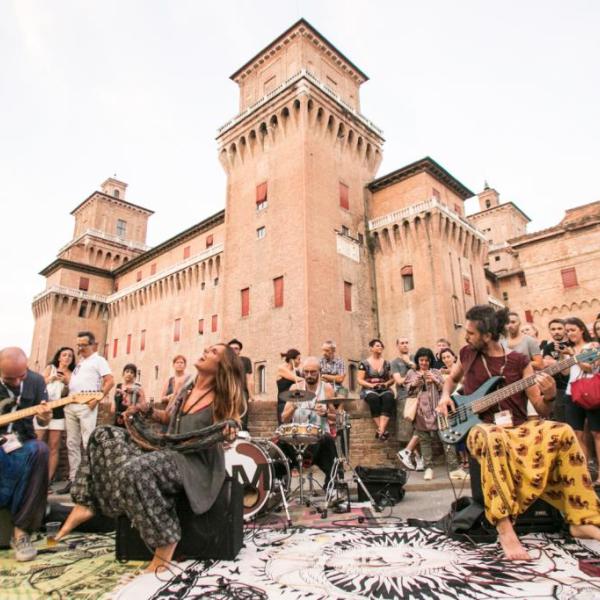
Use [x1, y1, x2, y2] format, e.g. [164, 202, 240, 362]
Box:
[539, 319, 571, 422]
[438, 305, 600, 561]
[281, 357, 338, 485]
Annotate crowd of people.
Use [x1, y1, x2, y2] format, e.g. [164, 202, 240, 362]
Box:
[1, 307, 600, 568]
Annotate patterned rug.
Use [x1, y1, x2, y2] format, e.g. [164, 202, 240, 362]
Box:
[252, 502, 374, 529]
[112, 524, 600, 599]
[0, 533, 144, 600]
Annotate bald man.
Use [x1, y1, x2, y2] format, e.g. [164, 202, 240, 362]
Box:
[281, 357, 338, 486]
[0, 347, 51, 561]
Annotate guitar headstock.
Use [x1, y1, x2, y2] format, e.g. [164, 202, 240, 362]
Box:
[71, 391, 104, 405]
[576, 346, 600, 364]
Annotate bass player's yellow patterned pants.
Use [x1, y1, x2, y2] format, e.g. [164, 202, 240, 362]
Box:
[467, 419, 600, 526]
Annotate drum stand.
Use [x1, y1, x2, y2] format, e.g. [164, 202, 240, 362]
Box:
[321, 420, 382, 517]
[292, 445, 322, 507]
[275, 478, 292, 527]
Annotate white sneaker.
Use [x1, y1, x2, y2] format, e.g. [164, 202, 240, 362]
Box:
[11, 534, 37, 562]
[415, 455, 425, 471]
[449, 468, 470, 481]
[397, 449, 416, 470]
[423, 468, 434, 481]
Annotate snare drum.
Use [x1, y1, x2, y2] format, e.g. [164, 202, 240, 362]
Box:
[224, 437, 290, 521]
[276, 422, 323, 446]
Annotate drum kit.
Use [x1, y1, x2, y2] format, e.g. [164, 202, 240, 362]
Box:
[224, 389, 381, 525]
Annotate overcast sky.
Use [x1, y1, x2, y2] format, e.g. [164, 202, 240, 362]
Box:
[1, 0, 599, 353]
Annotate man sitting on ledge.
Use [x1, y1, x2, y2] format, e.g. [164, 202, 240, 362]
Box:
[437, 305, 600, 560]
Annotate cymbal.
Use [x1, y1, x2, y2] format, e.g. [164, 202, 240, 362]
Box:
[280, 389, 316, 403]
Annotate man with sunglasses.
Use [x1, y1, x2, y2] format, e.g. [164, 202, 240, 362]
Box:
[58, 331, 113, 494]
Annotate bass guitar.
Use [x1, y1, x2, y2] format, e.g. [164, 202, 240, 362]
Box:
[0, 391, 104, 430]
[437, 347, 600, 444]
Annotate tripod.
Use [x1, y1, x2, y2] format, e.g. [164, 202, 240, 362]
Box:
[321, 414, 382, 518]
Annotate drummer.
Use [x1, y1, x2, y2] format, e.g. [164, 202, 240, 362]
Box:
[280, 357, 338, 486]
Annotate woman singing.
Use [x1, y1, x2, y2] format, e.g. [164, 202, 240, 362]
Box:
[56, 344, 244, 573]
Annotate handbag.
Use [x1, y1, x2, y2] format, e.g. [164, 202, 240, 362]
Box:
[571, 373, 600, 410]
[403, 395, 418, 421]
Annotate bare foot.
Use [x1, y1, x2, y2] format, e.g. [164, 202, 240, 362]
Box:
[145, 542, 178, 574]
[570, 524, 600, 541]
[55, 504, 95, 541]
[496, 517, 532, 561]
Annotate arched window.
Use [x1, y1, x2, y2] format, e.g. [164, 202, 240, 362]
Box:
[113, 189, 120, 199]
[401, 265, 414, 292]
[348, 363, 358, 392]
[257, 364, 266, 394]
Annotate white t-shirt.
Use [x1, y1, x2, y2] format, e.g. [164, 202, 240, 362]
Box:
[69, 352, 112, 393]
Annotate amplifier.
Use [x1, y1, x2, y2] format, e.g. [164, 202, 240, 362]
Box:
[356, 466, 407, 506]
[116, 477, 243, 562]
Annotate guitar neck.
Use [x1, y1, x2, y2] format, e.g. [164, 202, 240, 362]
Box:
[1, 395, 80, 428]
[472, 355, 576, 414]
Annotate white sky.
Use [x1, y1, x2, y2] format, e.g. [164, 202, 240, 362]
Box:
[1, 0, 599, 353]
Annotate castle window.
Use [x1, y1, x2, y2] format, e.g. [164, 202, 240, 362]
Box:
[78, 277, 90, 291]
[136, 270, 142, 282]
[154, 366, 159, 380]
[140, 329, 146, 351]
[454, 204, 461, 214]
[525, 310, 534, 323]
[211, 314, 218, 332]
[401, 266, 414, 292]
[358, 233, 364, 245]
[561, 267, 578, 289]
[256, 364, 266, 394]
[502, 291, 509, 301]
[485, 199, 491, 209]
[113, 338, 118, 358]
[173, 318, 181, 342]
[126, 333, 132, 354]
[518, 273, 527, 287]
[206, 235, 214, 248]
[339, 182, 349, 210]
[256, 182, 268, 211]
[344, 281, 352, 311]
[273, 276, 284, 308]
[494, 256, 501, 262]
[241, 288, 250, 317]
[432, 188, 441, 201]
[78, 300, 88, 318]
[348, 362, 358, 392]
[116, 219, 127, 237]
[198, 319, 204, 335]
[463, 277, 472, 296]
[257, 226, 266, 240]
[183, 246, 191, 259]
[150, 263, 157, 275]
[103, 343, 109, 358]
[341, 225, 349, 236]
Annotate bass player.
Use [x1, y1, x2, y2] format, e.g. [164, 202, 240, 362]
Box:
[437, 305, 600, 560]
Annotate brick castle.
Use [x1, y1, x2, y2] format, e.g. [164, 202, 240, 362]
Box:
[31, 19, 600, 407]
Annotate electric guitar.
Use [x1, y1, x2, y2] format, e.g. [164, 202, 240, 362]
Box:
[437, 347, 600, 444]
[0, 391, 104, 430]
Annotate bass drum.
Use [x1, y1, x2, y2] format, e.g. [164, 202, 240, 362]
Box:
[224, 438, 290, 521]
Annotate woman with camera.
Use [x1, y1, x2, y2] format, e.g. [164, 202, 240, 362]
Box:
[561, 316, 600, 477]
[37, 346, 76, 482]
[404, 347, 465, 481]
[358, 339, 394, 441]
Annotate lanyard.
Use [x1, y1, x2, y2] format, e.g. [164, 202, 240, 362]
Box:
[1, 380, 24, 434]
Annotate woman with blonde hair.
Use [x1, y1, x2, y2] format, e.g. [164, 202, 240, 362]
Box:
[56, 344, 243, 573]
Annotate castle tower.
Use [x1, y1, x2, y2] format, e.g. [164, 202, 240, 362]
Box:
[218, 20, 383, 384]
[30, 178, 153, 369]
